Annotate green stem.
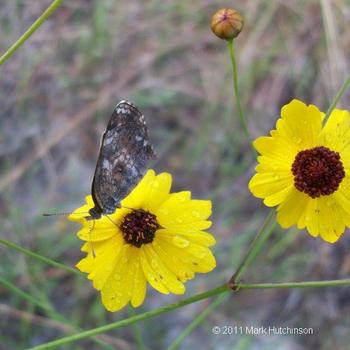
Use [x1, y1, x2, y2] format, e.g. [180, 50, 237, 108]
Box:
[166, 293, 228, 350]
[229, 210, 276, 286]
[0, 0, 63, 65]
[0, 276, 115, 350]
[0, 276, 51, 312]
[324, 75, 350, 122]
[240, 279, 350, 289]
[26, 277, 350, 350]
[0, 239, 81, 276]
[26, 285, 229, 350]
[227, 39, 250, 140]
[128, 306, 146, 350]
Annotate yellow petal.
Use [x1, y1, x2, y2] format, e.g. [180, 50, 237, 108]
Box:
[101, 245, 132, 312]
[143, 245, 185, 294]
[341, 147, 350, 173]
[249, 173, 293, 206]
[143, 172, 172, 212]
[159, 235, 216, 273]
[301, 196, 346, 243]
[319, 109, 350, 152]
[334, 176, 350, 215]
[121, 169, 156, 209]
[157, 228, 216, 247]
[76, 255, 94, 273]
[139, 247, 169, 294]
[157, 199, 212, 227]
[276, 189, 310, 228]
[317, 196, 345, 243]
[88, 235, 124, 290]
[253, 134, 296, 164]
[130, 248, 147, 307]
[76, 225, 118, 242]
[279, 99, 323, 150]
[152, 238, 195, 282]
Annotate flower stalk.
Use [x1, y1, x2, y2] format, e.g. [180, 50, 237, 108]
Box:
[227, 39, 250, 140]
[228, 210, 276, 288]
[27, 278, 350, 350]
[324, 75, 350, 122]
[0, 0, 63, 65]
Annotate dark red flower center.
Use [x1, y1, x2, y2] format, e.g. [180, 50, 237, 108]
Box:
[120, 209, 160, 247]
[291, 146, 345, 198]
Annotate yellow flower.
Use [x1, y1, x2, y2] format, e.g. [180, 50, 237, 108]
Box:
[249, 99, 350, 243]
[69, 170, 216, 312]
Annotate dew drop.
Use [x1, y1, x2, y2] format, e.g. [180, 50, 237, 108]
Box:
[172, 236, 189, 248]
[292, 136, 302, 144]
[151, 259, 158, 268]
[159, 208, 169, 215]
[191, 210, 201, 218]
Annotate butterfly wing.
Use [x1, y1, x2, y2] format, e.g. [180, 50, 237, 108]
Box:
[90, 101, 156, 217]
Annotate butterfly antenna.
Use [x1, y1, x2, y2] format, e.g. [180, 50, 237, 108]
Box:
[88, 219, 96, 258]
[105, 215, 121, 229]
[118, 204, 135, 211]
[42, 211, 91, 217]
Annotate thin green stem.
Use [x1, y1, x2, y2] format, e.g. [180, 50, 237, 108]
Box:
[240, 279, 350, 289]
[166, 293, 228, 350]
[0, 276, 51, 312]
[229, 210, 276, 286]
[227, 39, 250, 140]
[26, 284, 229, 350]
[0, 239, 81, 276]
[324, 75, 350, 122]
[0, 277, 116, 350]
[128, 306, 147, 350]
[26, 277, 350, 350]
[0, 0, 63, 65]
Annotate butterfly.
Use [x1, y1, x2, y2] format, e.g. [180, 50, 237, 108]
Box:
[87, 100, 156, 220]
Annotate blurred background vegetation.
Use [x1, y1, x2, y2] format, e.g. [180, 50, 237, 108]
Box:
[1, 0, 350, 349]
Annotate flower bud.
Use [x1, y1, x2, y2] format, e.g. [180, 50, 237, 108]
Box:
[210, 8, 244, 40]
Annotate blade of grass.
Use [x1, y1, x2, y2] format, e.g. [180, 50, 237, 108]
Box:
[229, 210, 276, 287]
[0, 276, 122, 350]
[0, 276, 51, 312]
[0, 0, 63, 65]
[128, 306, 147, 350]
[324, 75, 350, 122]
[0, 239, 81, 276]
[166, 293, 228, 350]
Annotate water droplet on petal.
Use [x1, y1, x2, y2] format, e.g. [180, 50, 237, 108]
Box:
[172, 236, 189, 248]
[159, 208, 169, 215]
[292, 136, 302, 144]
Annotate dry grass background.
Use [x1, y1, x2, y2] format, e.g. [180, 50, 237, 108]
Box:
[0, 0, 350, 349]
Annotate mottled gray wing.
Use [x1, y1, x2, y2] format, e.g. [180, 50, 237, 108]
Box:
[90, 101, 156, 218]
